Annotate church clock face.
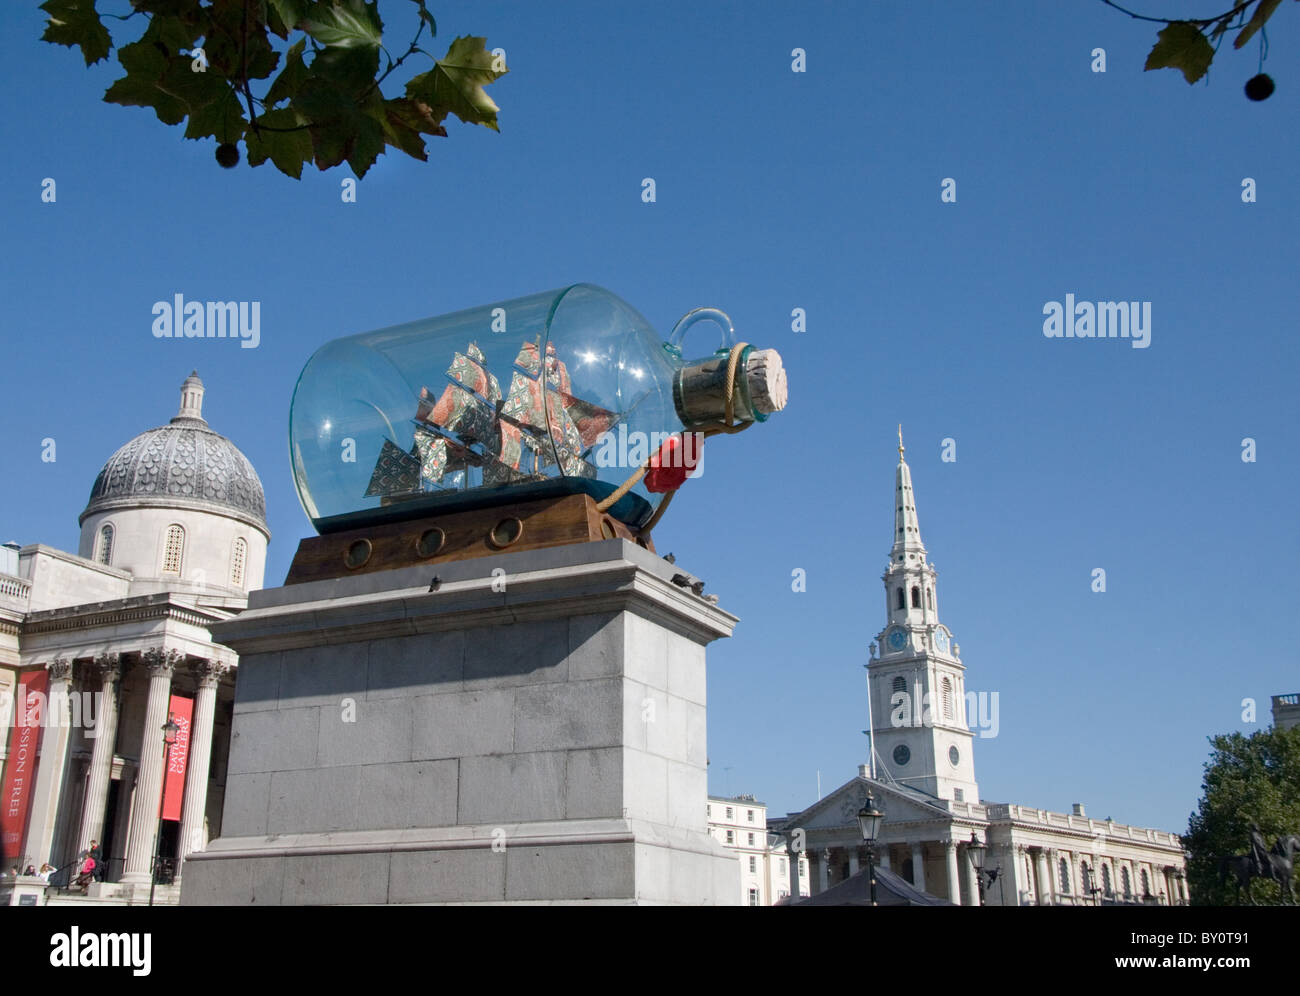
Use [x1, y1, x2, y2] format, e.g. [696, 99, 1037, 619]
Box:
[948, 746, 960, 767]
[893, 745, 911, 766]
[886, 627, 907, 652]
[934, 630, 950, 653]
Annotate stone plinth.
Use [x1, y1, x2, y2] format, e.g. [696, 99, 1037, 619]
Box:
[181, 539, 740, 905]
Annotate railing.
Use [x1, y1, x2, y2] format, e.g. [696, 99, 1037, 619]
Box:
[983, 802, 1180, 846]
[1275, 694, 1299, 706]
[0, 573, 31, 607]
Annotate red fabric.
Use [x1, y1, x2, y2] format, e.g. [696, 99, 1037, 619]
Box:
[0, 670, 49, 868]
[644, 433, 703, 493]
[161, 696, 193, 822]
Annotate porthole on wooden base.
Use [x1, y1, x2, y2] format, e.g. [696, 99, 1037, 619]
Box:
[488, 516, 524, 549]
[344, 538, 372, 570]
[600, 517, 617, 540]
[415, 527, 446, 558]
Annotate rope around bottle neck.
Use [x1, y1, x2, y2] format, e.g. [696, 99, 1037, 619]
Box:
[595, 342, 754, 540]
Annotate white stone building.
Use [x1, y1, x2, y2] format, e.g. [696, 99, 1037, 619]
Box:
[772, 437, 1188, 906]
[0, 373, 268, 904]
[707, 794, 809, 904]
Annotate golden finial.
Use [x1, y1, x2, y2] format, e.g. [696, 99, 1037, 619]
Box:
[898, 424, 905, 458]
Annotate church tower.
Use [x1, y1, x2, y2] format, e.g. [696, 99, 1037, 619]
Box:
[867, 429, 978, 803]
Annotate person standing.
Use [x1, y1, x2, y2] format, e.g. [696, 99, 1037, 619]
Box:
[89, 840, 105, 882]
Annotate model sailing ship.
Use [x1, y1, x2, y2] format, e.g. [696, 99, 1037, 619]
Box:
[364, 337, 621, 504]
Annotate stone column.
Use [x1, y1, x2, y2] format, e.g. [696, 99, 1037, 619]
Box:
[788, 848, 801, 899]
[75, 654, 121, 857]
[1035, 849, 1052, 905]
[963, 843, 980, 905]
[911, 842, 926, 891]
[944, 837, 960, 904]
[178, 659, 229, 870]
[23, 658, 75, 869]
[878, 846, 891, 871]
[1011, 844, 1027, 906]
[819, 849, 831, 893]
[121, 648, 178, 885]
[848, 849, 860, 878]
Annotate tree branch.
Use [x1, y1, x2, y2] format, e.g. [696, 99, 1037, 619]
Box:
[1098, 0, 1254, 27]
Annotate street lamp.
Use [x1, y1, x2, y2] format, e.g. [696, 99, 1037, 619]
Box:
[856, 793, 883, 907]
[967, 831, 987, 906]
[148, 714, 180, 907]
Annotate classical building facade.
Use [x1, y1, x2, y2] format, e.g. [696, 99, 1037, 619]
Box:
[707, 794, 809, 905]
[0, 373, 268, 905]
[770, 437, 1188, 906]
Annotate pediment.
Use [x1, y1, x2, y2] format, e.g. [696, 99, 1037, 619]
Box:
[779, 775, 950, 833]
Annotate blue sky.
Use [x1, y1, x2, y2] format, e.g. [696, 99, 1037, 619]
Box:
[2, 1, 1296, 834]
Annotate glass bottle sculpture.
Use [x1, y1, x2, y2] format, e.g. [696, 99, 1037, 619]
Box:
[289, 284, 785, 534]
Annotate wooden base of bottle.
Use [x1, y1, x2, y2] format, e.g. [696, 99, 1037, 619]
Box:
[284, 493, 655, 585]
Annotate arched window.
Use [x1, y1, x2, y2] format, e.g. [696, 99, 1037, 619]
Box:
[161, 524, 185, 575]
[1081, 861, 1091, 893]
[896, 587, 905, 610]
[1101, 864, 1112, 896]
[891, 675, 906, 695]
[1059, 857, 1070, 894]
[230, 537, 247, 587]
[926, 588, 933, 609]
[97, 524, 114, 566]
[1140, 868, 1150, 897]
[911, 586, 921, 608]
[942, 677, 953, 720]
[1121, 866, 1132, 899]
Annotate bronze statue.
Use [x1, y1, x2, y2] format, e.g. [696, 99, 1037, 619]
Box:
[1217, 825, 1295, 904]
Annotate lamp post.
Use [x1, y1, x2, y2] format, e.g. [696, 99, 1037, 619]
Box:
[856, 793, 883, 907]
[967, 831, 987, 906]
[148, 714, 179, 908]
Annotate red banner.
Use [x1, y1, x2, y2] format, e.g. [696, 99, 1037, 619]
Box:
[1, 670, 50, 866]
[160, 695, 193, 822]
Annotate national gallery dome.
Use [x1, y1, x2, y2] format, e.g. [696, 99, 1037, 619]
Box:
[76, 373, 269, 593]
[81, 372, 267, 531]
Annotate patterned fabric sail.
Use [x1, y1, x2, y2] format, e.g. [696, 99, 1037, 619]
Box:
[367, 337, 618, 500]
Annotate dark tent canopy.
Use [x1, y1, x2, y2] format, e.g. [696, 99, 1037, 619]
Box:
[791, 865, 954, 906]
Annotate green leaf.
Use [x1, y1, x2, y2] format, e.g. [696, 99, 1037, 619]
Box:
[372, 95, 445, 160]
[40, 0, 112, 66]
[1235, 0, 1283, 49]
[204, 0, 279, 79]
[1144, 21, 1214, 85]
[303, 0, 383, 49]
[130, 1, 203, 14]
[170, 71, 245, 143]
[406, 36, 506, 131]
[269, 0, 310, 31]
[294, 75, 384, 174]
[246, 107, 313, 178]
[311, 41, 380, 93]
[266, 38, 309, 106]
[104, 39, 188, 125]
[105, 26, 245, 144]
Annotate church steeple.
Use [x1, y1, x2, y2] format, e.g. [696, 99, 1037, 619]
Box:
[892, 426, 926, 562]
[868, 430, 979, 804]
